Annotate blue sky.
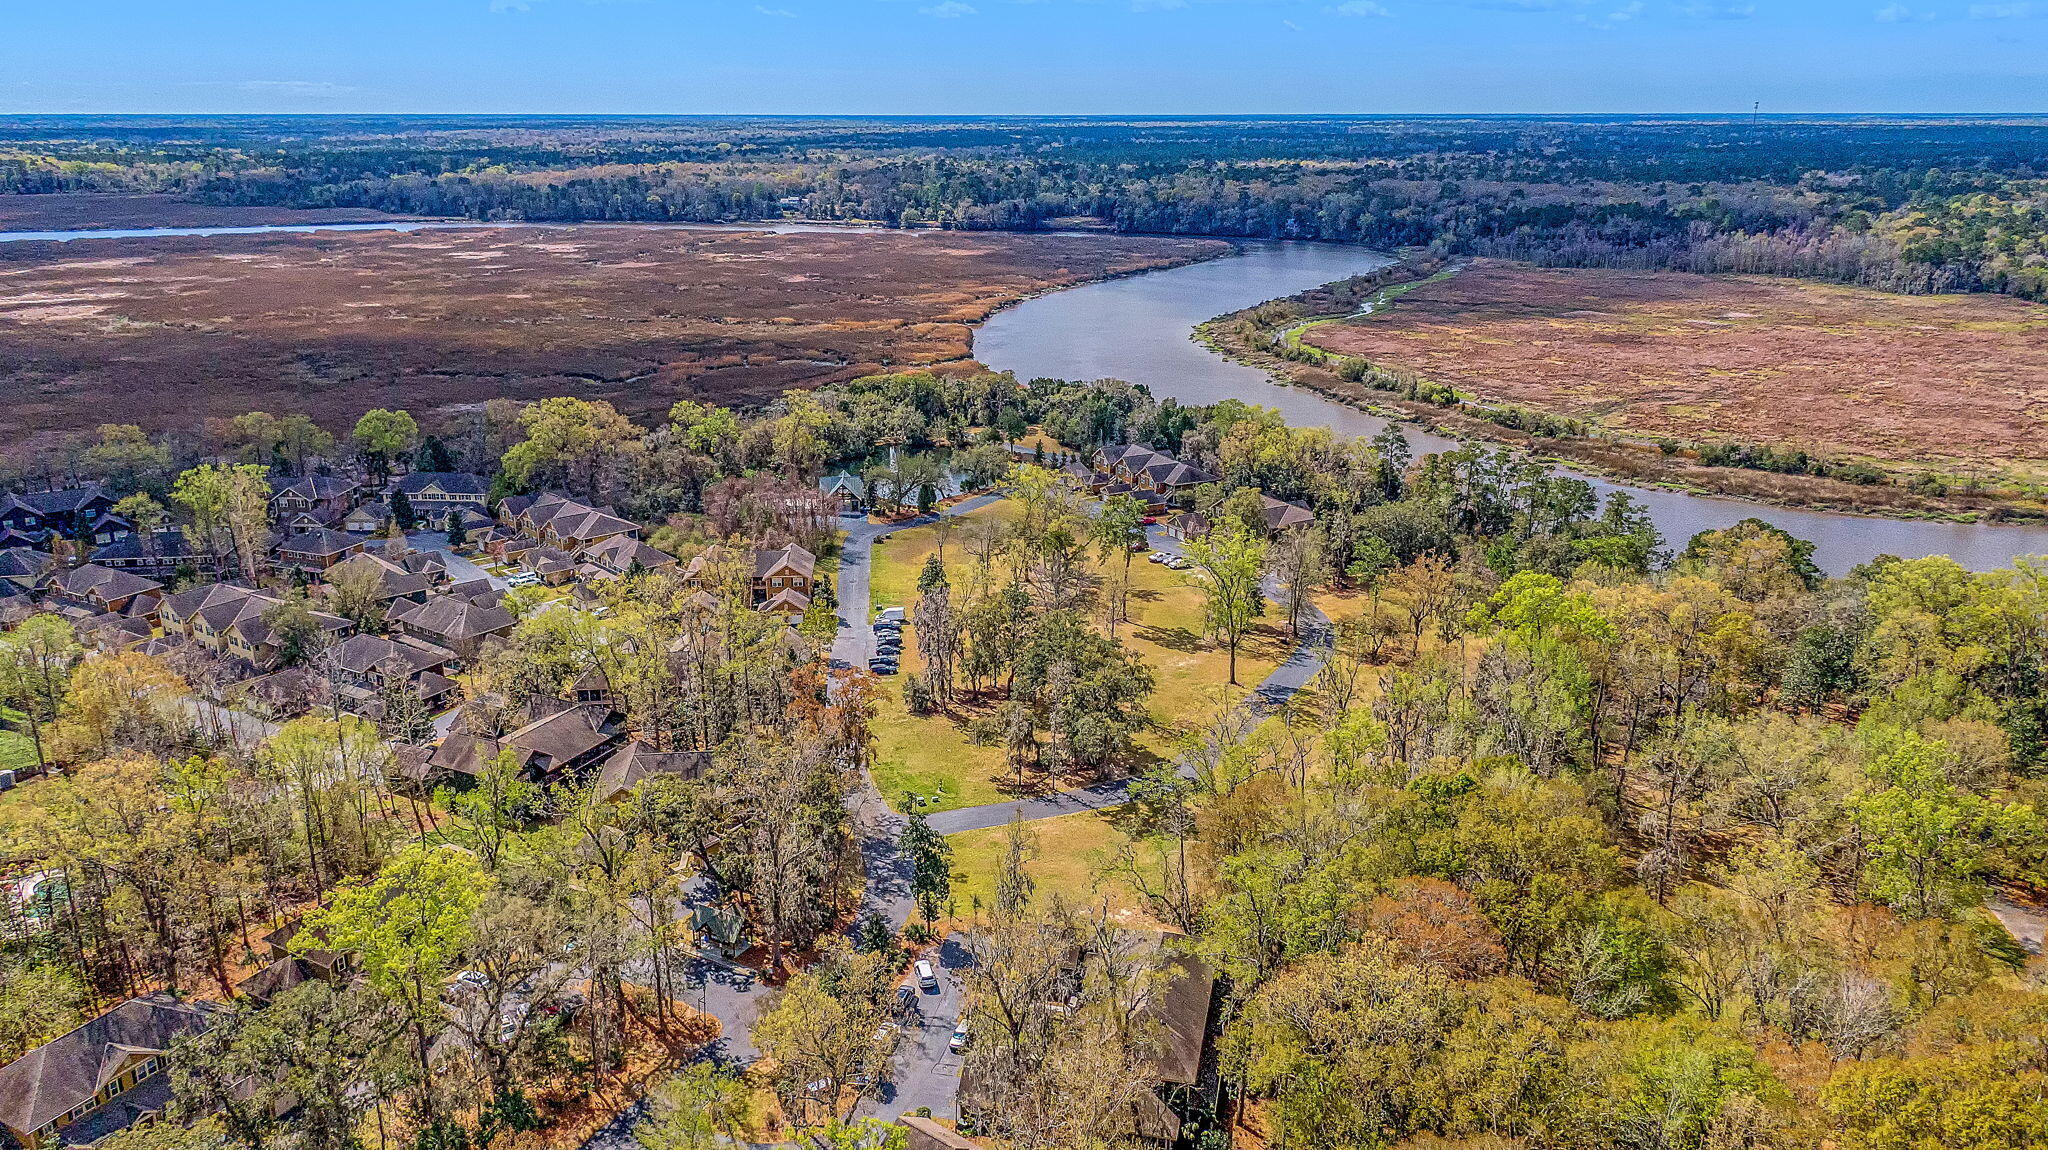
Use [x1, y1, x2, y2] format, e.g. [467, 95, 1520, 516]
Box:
[4, 0, 2046, 114]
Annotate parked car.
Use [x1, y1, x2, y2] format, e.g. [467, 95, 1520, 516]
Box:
[1147, 551, 1167, 563]
[950, 1014, 971, 1053]
[877, 607, 907, 623]
[916, 959, 939, 992]
[870, 658, 899, 675]
[1165, 556, 1192, 570]
[1141, 516, 1158, 525]
[895, 986, 918, 1016]
[505, 572, 541, 587]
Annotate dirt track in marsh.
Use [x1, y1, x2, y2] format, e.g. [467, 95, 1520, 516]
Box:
[1307, 259, 2048, 486]
[0, 223, 1226, 449]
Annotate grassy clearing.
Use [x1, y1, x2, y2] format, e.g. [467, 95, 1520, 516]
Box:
[865, 499, 1289, 814]
[0, 730, 37, 775]
[943, 808, 1167, 929]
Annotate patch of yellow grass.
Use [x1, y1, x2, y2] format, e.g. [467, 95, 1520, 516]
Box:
[944, 808, 1167, 929]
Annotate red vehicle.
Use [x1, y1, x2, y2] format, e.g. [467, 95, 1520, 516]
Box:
[1140, 516, 1158, 525]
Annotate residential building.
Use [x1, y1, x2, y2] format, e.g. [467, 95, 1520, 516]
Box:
[1090, 445, 1218, 504]
[386, 594, 516, 661]
[593, 740, 709, 802]
[268, 476, 356, 526]
[43, 565, 162, 620]
[83, 513, 133, 550]
[0, 993, 217, 1150]
[426, 704, 626, 787]
[388, 472, 489, 517]
[158, 583, 352, 671]
[0, 486, 115, 547]
[0, 549, 54, 595]
[342, 502, 392, 535]
[502, 493, 638, 553]
[272, 529, 369, 574]
[1257, 494, 1315, 534]
[580, 535, 676, 577]
[324, 633, 460, 714]
[681, 544, 816, 616]
[320, 551, 443, 608]
[87, 532, 222, 580]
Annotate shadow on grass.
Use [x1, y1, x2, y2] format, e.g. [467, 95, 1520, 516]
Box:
[1132, 623, 1206, 653]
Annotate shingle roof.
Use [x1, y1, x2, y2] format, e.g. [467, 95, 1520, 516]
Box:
[583, 535, 676, 572]
[270, 475, 355, 502]
[52, 564, 161, 603]
[754, 545, 816, 580]
[594, 741, 709, 801]
[7, 485, 109, 517]
[428, 704, 621, 778]
[276, 529, 368, 558]
[390, 472, 488, 498]
[329, 633, 455, 677]
[0, 994, 213, 1137]
[389, 594, 515, 642]
[88, 532, 204, 565]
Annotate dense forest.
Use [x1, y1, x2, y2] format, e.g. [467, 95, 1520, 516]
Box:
[6, 115, 2048, 298]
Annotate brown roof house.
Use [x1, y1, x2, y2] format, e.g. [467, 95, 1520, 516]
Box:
[580, 535, 676, 578]
[507, 493, 638, 553]
[325, 633, 460, 714]
[426, 704, 625, 787]
[159, 584, 352, 672]
[43, 565, 162, 621]
[593, 741, 709, 802]
[272, 529, 369, 575]
[0, 993, 218, 1150]
[682, 544, 817, 618]
[387, 594, 516, 662]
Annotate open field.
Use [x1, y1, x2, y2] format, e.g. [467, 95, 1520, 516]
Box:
[0, 192, 418, 232]
[943, 808, 1166, 929]
[866, 498, 1285, 814]
[0, 224, 1226, 450]
[1307, 260, 2048, 487]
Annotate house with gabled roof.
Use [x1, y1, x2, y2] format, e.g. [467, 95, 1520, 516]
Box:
[0, 485, 115, 546]
[43, 565, 162, 621]
[87, 532, 223, 580]
[506, 493, 639, 553]
[388, 472, 489, 516]
[325, 633, 459, 713]
[159, 583, 351, 671]
[0, 549, 54, 595]
[426, 703, 626, 787]
[580, 535, 676, 578]
[268, 475, 356, 526]
[0, 993, 218, 1150]
[386, 594, 516, 661]
[680, 543, 817, 617]
[272, 529, 369, 574]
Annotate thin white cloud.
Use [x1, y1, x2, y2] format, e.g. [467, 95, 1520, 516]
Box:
[1970, 0, 2042, 15]
[755, 3, 797, 14]
[920, 0, 977, 13]
[1329, 0, 1392, 14]
[1678, 1, 1755, 17]
[488, 0, 531, 11]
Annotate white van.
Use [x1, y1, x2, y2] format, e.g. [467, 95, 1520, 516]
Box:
[915, 959, 939, 992]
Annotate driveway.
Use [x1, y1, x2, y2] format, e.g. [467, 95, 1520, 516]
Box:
[406, 531, 508, 590]
[857, 934, 971, 1124]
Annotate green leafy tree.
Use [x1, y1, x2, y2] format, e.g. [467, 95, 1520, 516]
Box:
[353, 409, 420, 482]
[900, 807, 953, 926]
[1185, 525, 1268, 685]
[295, 846, 490, 1125]
[0, 614, 82, 770]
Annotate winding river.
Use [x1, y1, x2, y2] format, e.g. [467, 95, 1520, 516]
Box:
[978, 239, 2048, 575]
[5, 221, 2046, 574]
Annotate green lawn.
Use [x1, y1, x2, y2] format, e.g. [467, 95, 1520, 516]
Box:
[865, 497, 1288, 814]
[0, 730, 38, 775]
[943, 809, 1165, 927]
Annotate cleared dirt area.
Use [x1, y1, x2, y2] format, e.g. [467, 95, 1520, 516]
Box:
[1308, 260, 2048, 484]
[0, 225, 1225, 448]
[0, 192, 416, 231]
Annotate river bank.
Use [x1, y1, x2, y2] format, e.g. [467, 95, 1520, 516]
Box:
[1198, 261, 2048, 526]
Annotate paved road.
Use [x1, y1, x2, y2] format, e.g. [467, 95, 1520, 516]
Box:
[406, 531, 509, 590]
[856, 934, 971, 1124]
